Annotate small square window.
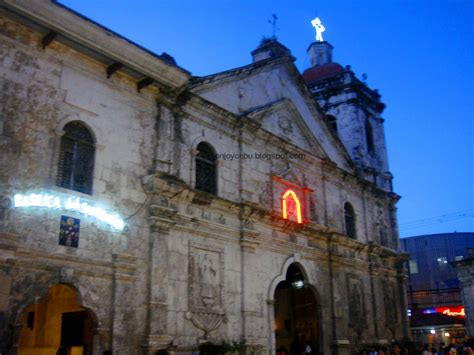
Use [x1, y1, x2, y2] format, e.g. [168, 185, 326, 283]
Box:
[409, 259, 419, 274]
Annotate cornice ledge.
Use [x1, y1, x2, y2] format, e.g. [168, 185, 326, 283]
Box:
[0, 0, 189, 87]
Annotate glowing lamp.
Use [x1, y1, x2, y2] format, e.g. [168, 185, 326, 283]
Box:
[430, 329, 435, 335]
[292, 280, 304, 289]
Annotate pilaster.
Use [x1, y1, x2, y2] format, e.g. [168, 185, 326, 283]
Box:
[240, 220, 262, 344]
[142, 206, 176, 353]
[111, 254, 138, 352]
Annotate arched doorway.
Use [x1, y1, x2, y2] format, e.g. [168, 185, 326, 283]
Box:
[17, 284, 95, 355]
[274, 264, 319, 354]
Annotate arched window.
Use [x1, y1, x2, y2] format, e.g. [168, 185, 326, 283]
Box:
[56, 121, 95, 194]
[344, 202, 357, 239]
[365, 119, 374, 154]
[326, 115, 337, 133]
[195, 142, 217, 195]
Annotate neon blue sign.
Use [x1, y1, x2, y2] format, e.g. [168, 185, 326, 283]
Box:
[13, 192, 125, 230]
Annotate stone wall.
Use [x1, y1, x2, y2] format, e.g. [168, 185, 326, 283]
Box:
[0, 2, 407, 354]
[0, 14, 156, 353]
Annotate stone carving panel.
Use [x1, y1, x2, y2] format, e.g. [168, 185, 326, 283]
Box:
[186, 243, 226, 339]
[346, 274, 367, 338]
[278, 114, 293, 135]
[382, 279, 398, 336]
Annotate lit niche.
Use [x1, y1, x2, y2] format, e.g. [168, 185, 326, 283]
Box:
[282, 190, 303, 224]
[272, 176, 313, 225]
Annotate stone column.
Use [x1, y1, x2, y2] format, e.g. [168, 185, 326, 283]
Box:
[142, 211, 175, 353]
[239, 222, 265, 352]
[0, 232, 18, 355]
[266, 299, 276, 354]
[111, 254, 138, 353]
[368, 246, 381, 341]
[327, 235, 351, 355]
[170, 109, 184, 179]
[396, 258, 410, 339]
[389, 202, 400, 250]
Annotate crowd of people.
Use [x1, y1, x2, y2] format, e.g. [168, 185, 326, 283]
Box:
[358, 339, 474, 355]
[275, 338, 474, 355]
[418, 341, 474, 355]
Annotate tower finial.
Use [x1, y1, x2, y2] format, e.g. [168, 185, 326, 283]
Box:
[311, 17, 325, 42]
[268, 14, 279, 39]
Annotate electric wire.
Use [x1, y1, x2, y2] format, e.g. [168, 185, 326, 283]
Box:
[399, 209, 474, 231]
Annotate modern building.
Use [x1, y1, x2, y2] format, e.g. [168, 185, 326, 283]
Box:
[452, 256, 474, 338]
[0, 1, 407, 354]
[401, 233, 474, 345]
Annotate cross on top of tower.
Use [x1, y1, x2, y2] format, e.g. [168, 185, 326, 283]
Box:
[268, 14, 280, 38]
[311, 17, 326, 42]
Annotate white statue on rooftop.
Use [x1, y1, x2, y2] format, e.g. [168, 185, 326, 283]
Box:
[311, 17, 325, 42]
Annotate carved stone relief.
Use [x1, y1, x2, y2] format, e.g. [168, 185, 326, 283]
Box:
[346, 274, 367, 339]
[259, 181, 272, 206]
[278, 115, 293, 135]
[186, 243, 226, 339]
[382, 279, 398, 336]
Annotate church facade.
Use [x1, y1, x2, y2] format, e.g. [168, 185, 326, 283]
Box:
[0, 1, 409, 354]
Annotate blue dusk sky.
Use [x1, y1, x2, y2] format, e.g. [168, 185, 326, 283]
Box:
[60, 0, 474, 237]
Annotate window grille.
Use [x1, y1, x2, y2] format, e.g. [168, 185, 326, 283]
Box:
[344, 202, 357, 239]
[56, 121, 95, 194]
[195, 142, 217, 195]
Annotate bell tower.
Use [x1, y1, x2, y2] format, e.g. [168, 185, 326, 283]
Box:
[303, 36, 393, 191]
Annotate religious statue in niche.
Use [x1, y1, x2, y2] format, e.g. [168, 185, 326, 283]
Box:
[282, 189, 303, 224]
[199, 254, 218, 307]
[286, 195, 297, 218]
[187, 244, 226, 339]
[190, 248, 222, 311]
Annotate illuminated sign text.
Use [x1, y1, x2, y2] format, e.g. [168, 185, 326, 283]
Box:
[422, 306, 465, 318]
[13, 193, 125, 230]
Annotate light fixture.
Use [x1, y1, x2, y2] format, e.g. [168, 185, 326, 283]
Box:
[445, 332, 450, 337]
[430, 329, 435, 334]
[292, 280, 304, 289]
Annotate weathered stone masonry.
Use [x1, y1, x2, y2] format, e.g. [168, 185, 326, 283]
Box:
[0, 1, 408, 354]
